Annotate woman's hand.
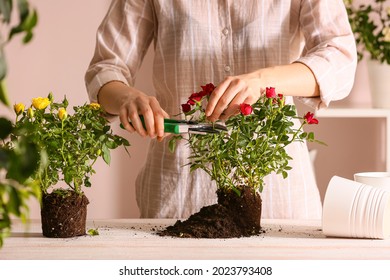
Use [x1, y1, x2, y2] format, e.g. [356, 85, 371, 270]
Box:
[119, 92, 169, 141]
[99, 81, 169, 141]
[205, 63, 320, 122]
[205, 74, 261, 122]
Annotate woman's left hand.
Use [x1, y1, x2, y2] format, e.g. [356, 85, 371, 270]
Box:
[205, 74, 261, 122]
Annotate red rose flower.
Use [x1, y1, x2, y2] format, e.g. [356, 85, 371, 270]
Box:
[201, 83, 216, 96]
[304, 112, 319, 124]
[191, 95, 202, 103]
[265, 87, 276, 98]
[188, 92, 203, 104]
[198, 90, 208, 98]
[181, 103, 191, 113]
[240, 103, 253, 115]
[189, 92, 200, 99]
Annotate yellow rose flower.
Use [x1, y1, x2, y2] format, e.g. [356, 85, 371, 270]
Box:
[58, 108, 68, 120]
[14, 103, 25, 115]
[27, 107, 34, 118]
[32, 97, 51, 110]
[89, 103, 101, 110]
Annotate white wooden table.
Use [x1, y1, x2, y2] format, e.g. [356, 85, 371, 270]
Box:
[1, 219, 390, 260]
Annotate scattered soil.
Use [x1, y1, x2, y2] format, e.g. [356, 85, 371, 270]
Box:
[41, 191, 89, 238]
[159, 186, 262, 238]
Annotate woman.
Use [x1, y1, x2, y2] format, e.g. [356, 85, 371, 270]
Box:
[85, 0, 357, 219]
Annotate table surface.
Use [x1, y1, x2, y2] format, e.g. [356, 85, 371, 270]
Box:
[1, 219, 390, 260]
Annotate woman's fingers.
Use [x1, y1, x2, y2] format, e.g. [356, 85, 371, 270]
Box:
[150, 97, 169, 138]
[119, 94, 169, 139]
[206, 76, 258, 122]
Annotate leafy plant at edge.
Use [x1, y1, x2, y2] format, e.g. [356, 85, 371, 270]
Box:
[344, 0, 390, 64]
[0, 0, 38, 247]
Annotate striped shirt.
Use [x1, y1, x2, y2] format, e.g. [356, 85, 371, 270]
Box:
[85, 0, 357, 219]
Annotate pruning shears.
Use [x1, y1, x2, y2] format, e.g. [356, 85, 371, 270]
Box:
[120, 116, 227, 135]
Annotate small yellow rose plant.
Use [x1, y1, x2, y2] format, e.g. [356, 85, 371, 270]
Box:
[8, 93, 130, 195]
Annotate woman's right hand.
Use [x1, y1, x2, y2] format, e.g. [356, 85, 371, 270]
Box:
[98, 81, 169, 141]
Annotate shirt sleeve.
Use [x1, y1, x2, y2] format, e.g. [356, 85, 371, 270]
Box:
[295, 0, 357, 110]
[84, 0, 155, 103]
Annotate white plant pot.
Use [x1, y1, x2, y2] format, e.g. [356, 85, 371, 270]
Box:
[322, 176, 390, 239]
[366, 59, 390, 108]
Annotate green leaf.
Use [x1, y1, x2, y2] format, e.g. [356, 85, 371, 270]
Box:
[87, 228, 99, 236]
[307, 132, 315, 141]
[15, 140, 40, 180]
[23, 30, 33, 44]
[0, 49, 7, 81]
[0, 80, 11, 108]
[168, 137, 176, 153]
[105, 140, 117, 149]
[8, 5, 38, 43]
[17, 0, 29, 21]
[64, 170, 72, 185]
[84, 177, 91, 188]
[0, 117, 12, 139]
[7, 186, 22, 216]
[168, 136, 182, 153]
[102, 144, 111, 165]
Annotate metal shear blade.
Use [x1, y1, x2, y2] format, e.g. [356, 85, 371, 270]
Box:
[186, 123, 227, 134]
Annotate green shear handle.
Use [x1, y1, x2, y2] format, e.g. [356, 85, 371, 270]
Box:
[120, 116, 189, 134]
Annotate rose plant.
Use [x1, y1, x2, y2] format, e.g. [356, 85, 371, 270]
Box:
[161, 83, 322, 238]
[5, 93, 130, 237]
[9, 93, 130, 195]
[170, 84, 321, 195]
[344, 0, 390, 63]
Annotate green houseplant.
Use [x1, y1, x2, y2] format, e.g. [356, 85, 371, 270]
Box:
[0, 0, 38, 247]
[8, 94, 130, 238]
[162, 84, 320, 238]
[344, 0, 390, 63]
[1, 0, 38, 105]
[344, 0, 390, 108]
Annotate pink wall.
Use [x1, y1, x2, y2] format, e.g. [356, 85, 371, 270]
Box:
[3, 0, 146, 219]
[1, 0, 383, 219]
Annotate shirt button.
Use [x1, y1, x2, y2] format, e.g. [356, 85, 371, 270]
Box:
[222, 28, 229, 36]
[224, 65, 231, 72]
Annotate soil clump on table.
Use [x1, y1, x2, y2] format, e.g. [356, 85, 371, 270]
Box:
[158, 187, 262, 238]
